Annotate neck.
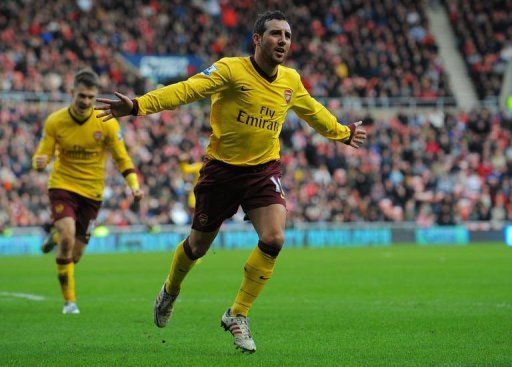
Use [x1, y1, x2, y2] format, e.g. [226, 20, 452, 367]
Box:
[253, 53, 278, 77]
[69, 105, 93, 122]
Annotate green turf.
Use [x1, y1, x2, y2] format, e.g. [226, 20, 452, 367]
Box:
[0, 244, 511, 366]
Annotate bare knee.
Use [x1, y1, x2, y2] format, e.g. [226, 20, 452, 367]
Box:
[188, 238, 211, 258]
[188, 230, 218, 259]
[58, 232, 75, 257]
[260, 229, 285, 248]
[54, 218, 76, 258]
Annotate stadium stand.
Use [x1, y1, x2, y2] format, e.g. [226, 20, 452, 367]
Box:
[1, 99, 511, 228]
[1, 0, 510, 229]
[1, 0, 452, 99]
[445, 0, 512, 100]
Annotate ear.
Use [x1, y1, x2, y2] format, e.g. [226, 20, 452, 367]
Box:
[252, 33, 261, 47]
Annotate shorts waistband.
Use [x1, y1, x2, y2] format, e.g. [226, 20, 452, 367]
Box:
[204, 159, 280, 173]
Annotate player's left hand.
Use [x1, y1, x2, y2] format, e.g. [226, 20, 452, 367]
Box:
[132, 188, 144, 202]
[346, 121, 367, 148]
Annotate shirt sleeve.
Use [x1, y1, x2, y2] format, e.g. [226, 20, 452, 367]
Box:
[32, 117, 56, 167]
[106, 119, 136, 175]
[135, 58, 232, 115]
[290, 72, 351, 142]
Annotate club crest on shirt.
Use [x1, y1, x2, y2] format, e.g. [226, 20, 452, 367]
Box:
[284, 89, 293, 104]
[93, 131, 103, 142]
[55, 204, 64, 214]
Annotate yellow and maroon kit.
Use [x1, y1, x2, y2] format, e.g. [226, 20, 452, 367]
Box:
[33, 107, 136, 238]
[133, 56, 351, 230]
[134, 56, 352, 166]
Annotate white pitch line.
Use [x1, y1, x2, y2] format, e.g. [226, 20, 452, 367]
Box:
[0, 292, 45, 301]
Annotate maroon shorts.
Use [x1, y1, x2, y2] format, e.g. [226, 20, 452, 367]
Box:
[192, 159, 286, 232]
[49, 189, 102, 242]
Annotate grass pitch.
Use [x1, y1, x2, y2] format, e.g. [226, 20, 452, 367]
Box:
[0, 244, 511, 366]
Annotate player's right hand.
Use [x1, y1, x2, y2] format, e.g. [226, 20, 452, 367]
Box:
[95, 91, 134, 122]
[34, 155, 48, 171]
[132, 188, 144, 202]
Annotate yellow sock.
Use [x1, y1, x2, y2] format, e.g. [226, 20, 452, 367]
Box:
[52, 231, 59, 244]
[231, 246, 277, 317]
[56, 260, 76, 302]
[164, 240, 197, 296]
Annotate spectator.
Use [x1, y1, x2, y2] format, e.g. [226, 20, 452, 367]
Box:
[2, 98, 511, 228]
[446, 0, 512, 99]
[1, 0, 452, 99]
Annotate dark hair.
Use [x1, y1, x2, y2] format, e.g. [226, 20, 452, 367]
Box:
[253, 10, 288, 35]
[74, 69, 100, 88]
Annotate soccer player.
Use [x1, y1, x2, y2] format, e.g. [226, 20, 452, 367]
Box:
[96, 11, 366, 352]
[178, 153, 202, 213]
[33, 69, 143, 314]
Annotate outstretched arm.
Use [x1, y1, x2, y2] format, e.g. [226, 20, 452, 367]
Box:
[292, 99, 367, 148]
[291, 74, 367, 148]
[96, 58, 233, 122]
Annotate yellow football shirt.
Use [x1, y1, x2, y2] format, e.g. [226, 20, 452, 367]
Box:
[33, 107, 135, 200]
[135, 56, 351, 166]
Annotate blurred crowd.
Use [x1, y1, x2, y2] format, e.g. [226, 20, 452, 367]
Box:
[1, 0, 510, 230]
[1, 0, 452, 99]
[1, 100, 511, 229]
[445, 0, 512, 100]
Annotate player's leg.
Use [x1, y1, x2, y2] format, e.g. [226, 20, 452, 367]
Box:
[164, 228, 219, 296]
[154, 159, 242, 328]
[58, 193, 100, 314]
[230, 203, 285, 316]
[221, 161, 286, 353]
[59, 238, 86, 315]
[221, 204, 286, 353]
[73, 208, 97, 265]
[49, 189, 79, 312]
[154, 228, 219, 328]
[53, 216, 79, 313]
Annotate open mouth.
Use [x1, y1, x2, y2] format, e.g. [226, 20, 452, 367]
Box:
[275, 48, 285, 57]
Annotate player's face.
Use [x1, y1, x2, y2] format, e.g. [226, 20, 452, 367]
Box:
[259, 19, 291, 65]
[71, 83, 98, 115]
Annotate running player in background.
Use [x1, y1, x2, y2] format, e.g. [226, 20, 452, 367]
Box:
[178, 153, 202, 213]
[33, 69, 143, 314]
[96, 10, 366, 352]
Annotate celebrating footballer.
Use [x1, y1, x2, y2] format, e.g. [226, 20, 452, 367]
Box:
[96, 10, 366, 353]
